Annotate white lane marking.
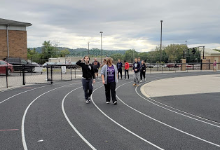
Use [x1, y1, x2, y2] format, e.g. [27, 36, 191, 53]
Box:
[91, 85, 164, 150]
[136, 84, 220, 128]
[116, 83, 220, 148]
[0, 86, 46, 104]
[140, 83, 220, 126]
[61, 87, 97, 150]
[21, 82, 79, 150]
[0, 81, 81, 105]
[37, 139, 44, 142]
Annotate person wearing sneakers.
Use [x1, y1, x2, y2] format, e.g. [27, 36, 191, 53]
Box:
[213, 60, 217, 72]
[124, 60, 129, 80]
[76, 56, 95, 104]
[117, 59, 123, 79]
[92, 58, 100, 79]
[140, 60, 146, 82]
[101, 57, 118, 105]
[138, 57, 141, 80]
[133, 58, 140, 86]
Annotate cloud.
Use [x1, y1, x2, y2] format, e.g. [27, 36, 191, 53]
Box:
[1, 0, 220, 51]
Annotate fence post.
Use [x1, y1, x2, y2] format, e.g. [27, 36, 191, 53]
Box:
[23, 65, 25, 85]
[51, 65, 53, 84]
[200, 59, 202, 70]
[6, 66, 8, 88]
[47, 64, 49, 81]
[61, 66, 62, 80]
[71, 67, 72, 80]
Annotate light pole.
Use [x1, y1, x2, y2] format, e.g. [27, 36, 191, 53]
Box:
[88, 42, 90, 55]
[100, 31, 103, 63]
[160, 20, 163, 63]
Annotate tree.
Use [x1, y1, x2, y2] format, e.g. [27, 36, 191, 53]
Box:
[164, 44, 187, 63]
[41, 41, 58, 61]
[59, 49, 70, 57]
[110, 53, 124, 61]
[124, 49, 138, 63]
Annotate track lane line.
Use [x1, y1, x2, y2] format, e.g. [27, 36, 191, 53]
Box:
[136, 83, 220, 127]
[0, 81, 81, 105]
[116, 82, 220, 148]
[61, 86, 97, 150]
[21, 82, 80, 150]
[91, 85, 164, 150]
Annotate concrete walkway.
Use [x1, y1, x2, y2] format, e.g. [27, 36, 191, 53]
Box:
[141, 74, 220, 97]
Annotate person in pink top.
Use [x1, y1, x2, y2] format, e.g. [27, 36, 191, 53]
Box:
[213, 60, 217, 72]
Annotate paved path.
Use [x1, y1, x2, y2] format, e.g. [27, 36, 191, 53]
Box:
[1, 72, 220, 149]
[141, 74, 220, 97]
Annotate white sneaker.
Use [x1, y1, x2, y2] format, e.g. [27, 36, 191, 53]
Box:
[86, 100, 90, 104]
[140, 80, 142, 83]
[106, 102, 110, 104]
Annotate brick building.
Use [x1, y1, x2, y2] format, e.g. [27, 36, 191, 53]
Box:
[0, 18, 32, 60]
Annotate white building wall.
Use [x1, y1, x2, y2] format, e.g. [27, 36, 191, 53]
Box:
[0, 25, 26, 31]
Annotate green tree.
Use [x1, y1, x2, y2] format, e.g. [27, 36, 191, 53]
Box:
[41, 41, 58, 61]
[110, 53, 124, 61]
[164, 44, 187, 63]
[124, 49, 138, 63]
[60, 49, 70, 57]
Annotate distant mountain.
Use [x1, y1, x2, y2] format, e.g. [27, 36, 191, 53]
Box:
[29, 47, 127, 56]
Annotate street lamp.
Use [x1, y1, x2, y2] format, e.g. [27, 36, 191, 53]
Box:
[100, 31, 103, 63]
[88, 42, 90, 55]
[160, 20, 163, 63]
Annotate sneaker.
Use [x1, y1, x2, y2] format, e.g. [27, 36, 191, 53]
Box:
[86, 100, 90, 104]
[133, 83, 136, 86]
[106, 101, 110, 104]
[113, 101, 117, 105]
[88, 97, 91, 102]
[140, 80, 142, 83]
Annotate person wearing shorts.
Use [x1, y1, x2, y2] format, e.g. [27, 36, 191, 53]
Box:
[92, 58, 100, 78]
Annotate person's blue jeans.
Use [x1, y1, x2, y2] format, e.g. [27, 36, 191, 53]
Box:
[82, 78, 93, 100]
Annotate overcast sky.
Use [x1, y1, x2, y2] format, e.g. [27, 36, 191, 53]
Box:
[1, 0, 220, 52]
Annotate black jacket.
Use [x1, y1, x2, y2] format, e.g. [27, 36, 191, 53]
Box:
[133, 62, 140, 73]
[140, 63, 146, 71]
[76, 60, 95, 79]
[117, 62, 123, 70]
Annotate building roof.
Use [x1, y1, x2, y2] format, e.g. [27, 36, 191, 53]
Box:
[201, 48, 220, 56]
[0, 18, 32, 27]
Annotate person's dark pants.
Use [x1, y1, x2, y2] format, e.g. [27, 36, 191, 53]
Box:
[104, 82, 116, 103]
[118, 68, 122, 79]
[140, 71, 145, 80]
[82, 78, 93, 100]
[93, 68, 99, 77]
[125, 70, 129, 79]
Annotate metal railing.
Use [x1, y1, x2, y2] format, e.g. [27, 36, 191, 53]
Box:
[0, 63, 219, 90]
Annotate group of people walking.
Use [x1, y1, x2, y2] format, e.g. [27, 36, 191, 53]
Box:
[76, 56, 147, 104]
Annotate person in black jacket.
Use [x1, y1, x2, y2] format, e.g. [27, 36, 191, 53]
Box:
[117, 59, 123, 79]
[140, 60, 146, 82]
[76, 56, 96, 104]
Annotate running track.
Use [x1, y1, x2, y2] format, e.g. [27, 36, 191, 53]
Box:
[1, 72, 220, 150]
